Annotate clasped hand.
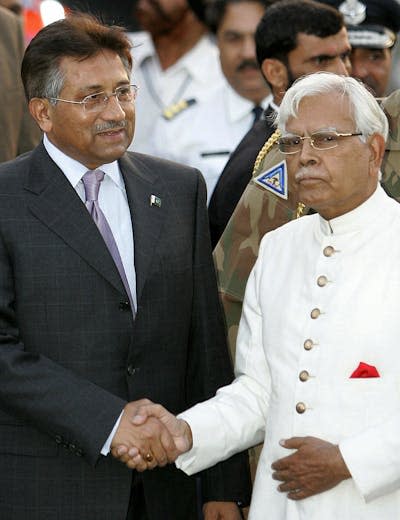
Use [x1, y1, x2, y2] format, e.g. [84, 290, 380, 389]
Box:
[110, 399, 192, 471]
[271, 436, 351, 500]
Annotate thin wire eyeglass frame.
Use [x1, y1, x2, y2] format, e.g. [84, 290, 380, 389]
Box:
[278, 131, 363, 154]
[48, 84, 139, 113]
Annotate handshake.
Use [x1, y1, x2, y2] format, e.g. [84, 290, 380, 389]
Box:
[110, 399, 193, 471]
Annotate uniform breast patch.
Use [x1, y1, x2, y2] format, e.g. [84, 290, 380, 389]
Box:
[254, 159, 288, 199]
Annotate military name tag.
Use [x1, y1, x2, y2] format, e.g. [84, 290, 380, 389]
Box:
[254, 159, 288, 200]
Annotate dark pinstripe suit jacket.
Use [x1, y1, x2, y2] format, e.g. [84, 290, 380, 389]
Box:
[0, 144, 251, 520]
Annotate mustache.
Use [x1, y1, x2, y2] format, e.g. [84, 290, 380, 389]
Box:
[237, 60, 259, 72]
[94, 121, 127, 133]
[294, 167, 315, 182]
[294, 168, 323, 182]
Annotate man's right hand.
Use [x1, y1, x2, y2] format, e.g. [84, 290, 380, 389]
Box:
[112, 401, 193, 470]
[110, 399, 180, 471]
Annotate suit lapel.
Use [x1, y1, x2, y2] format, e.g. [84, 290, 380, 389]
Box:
[24, 144, 126, 296]
[119, 154, 165, 304]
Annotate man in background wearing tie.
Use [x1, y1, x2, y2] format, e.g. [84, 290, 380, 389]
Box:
[148, 0, 271, 203]
[0, 13, 251, 520]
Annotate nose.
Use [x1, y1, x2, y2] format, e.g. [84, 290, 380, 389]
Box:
[350, 57, 368, 80]
[101, 94, 126, 120]
[333, 55, 351, 76]
[241, 35, 256, 59]
[299, 137, 318, 166]
[341, 54, 352, 76]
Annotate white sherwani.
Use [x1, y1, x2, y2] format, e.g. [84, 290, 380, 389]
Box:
[177, 186, 400, 519]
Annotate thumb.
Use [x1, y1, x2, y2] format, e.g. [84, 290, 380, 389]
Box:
[131, 403, 166, 425]
[279, 436, 305, 449]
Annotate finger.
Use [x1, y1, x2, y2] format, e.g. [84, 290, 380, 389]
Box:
[128, 446, 139, 458]
[271, 470, 291, 482]
[160, 427, 179, 462]
[137, 418, 172, 465]
[126, 454, 148, 472]
[287, 488, 308, 501]
[279, 437, 307, 449]
[277, 480, 300, 493]
[271, 457, 290, 471]
[116, 445, 128, 456]
[110, 445, 129, 460]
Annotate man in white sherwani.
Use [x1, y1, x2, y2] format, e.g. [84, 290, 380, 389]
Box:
[115, 72, 400, 520]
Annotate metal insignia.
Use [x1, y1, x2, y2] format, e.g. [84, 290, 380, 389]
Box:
[150, 194, 162, 207]
[338, 0, 366, 25]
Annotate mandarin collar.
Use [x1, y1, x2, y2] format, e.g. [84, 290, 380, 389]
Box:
[317, 185, 385, 237]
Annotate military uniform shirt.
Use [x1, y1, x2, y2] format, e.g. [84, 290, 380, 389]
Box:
[128, 31, 224, 155]
[149, 82, 271, 202]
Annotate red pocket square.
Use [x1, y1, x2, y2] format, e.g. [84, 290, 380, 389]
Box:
[350, 362, 380, 378]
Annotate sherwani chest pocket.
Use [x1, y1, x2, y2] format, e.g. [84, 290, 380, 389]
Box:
[316, 377, 400, 442]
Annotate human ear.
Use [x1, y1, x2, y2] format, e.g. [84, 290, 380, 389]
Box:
[261, 58, 288, 101]
[367, 133, 386, 175]
[29, 98, 53, 133]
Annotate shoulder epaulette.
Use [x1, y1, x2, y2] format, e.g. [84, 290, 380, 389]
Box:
[162, 98, 197, 120]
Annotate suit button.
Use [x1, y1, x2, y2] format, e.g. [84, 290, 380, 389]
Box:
[310, 308, 321, 319]
[317, 275, 328, 287]
[299, 370, 310, 382]
[304, 339, 314, 350]
[119, 300, 131, 311]
[323, 246, 335, 257]
[127, 364, 136, 376]
[55, 435, 62, 444]
[76, 448, 84, 457]
[296, 402, 306, 414]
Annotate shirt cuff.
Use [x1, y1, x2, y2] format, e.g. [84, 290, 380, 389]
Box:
[101, 411, 123, 456]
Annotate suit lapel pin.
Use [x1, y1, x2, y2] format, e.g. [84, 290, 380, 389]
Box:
[150, 194, 162, 207]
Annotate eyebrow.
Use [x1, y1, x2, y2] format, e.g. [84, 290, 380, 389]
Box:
[306, 54, 336, 63]
[75, 81, 130, 95]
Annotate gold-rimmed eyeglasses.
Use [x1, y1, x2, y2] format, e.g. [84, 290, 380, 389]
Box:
[278, 130, 363, 154]
[48, 84, 138, 113]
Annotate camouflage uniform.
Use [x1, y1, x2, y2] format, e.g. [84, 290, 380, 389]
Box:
[214, 129, 304, 359]
[214, 90, 400, 484]
[381, 90, 400, 200]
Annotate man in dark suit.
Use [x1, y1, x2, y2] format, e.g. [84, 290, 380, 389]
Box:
[208, 0, 351, 248]
[0, 13, 250, 520]
[0, 5, 40, 163]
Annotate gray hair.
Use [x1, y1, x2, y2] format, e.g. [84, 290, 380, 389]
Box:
[39, 65, 65, 104]
[275, 72, 388, 141]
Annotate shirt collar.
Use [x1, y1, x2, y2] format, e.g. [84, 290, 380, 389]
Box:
[179, 35, 220, 85]
[129, 31, 156, 66]
[226, 85, 272, 124]
[317, 184, 385, 236]
[43, 134, 123, 190]
[130, 31, 220, 86]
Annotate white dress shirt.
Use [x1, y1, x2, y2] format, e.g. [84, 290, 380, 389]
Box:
[128, 31, 224, 155]
[177, 186, 400, 519]
[149, 82, 272, 202]
[43, 134, 133, 454]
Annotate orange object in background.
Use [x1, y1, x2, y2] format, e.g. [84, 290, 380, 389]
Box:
[23, 5, 43, 42]
[22, 0, 66, 43]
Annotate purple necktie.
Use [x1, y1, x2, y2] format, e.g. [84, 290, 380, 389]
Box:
[82, 170, 134, 313]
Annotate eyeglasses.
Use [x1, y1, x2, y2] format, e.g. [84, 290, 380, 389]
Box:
[278, 131, 363, 154]
[49, 84, 138, 113]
